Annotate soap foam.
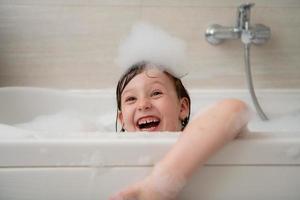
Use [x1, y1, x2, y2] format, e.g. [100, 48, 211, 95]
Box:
[9, 110, 115, 138]
[0, 123, 37, 139]
[116, 22, 188, 78]
[15, 110, 97, 132]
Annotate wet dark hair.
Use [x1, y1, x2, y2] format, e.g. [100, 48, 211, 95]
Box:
[116, 61, 191, 132]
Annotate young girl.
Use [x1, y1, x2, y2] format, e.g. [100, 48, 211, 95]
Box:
[110, 23, 251, 200]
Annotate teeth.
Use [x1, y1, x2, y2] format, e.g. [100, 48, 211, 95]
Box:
[138, 117, 159, 125]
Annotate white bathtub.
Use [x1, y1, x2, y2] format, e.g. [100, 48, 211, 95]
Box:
[0, 87, 300, 200]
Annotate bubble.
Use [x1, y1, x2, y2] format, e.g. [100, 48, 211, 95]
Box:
[116, 22, 188, 78]
[10, 110, 116, 138]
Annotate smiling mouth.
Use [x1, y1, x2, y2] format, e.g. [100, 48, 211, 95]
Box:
[137, 117, 160, 131]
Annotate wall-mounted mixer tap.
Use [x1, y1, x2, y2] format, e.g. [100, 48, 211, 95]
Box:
[205, 3, 271, 45]
[205, 3, 271, 121]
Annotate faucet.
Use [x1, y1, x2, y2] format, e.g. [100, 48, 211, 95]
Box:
[205, 3, 271, 121]
[237, 3, 253, 30]
[205, 3, 270, 45]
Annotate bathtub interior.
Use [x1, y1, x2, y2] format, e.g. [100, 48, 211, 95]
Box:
[0, 87, 300, 134]
[0, 87, 300, 200]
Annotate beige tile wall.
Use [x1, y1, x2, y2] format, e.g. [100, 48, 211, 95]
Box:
[0, 0, 299, 89]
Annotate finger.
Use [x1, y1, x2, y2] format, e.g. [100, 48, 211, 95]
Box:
[109, 185, 141, 200]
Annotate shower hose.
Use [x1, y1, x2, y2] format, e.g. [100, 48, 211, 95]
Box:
[244, 43, 269, 121]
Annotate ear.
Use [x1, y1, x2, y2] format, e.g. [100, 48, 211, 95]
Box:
[118, 111, 124, 127]
[179, 97, 189, 120]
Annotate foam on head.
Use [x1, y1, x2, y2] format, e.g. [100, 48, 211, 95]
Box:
[116, 22, 188, 78]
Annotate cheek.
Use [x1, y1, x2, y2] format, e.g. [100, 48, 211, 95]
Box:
[158, 98, 181, 123]
[121, 105, 137, 129]
[165, 98, 181, 114]
[123, 107, 133, 118]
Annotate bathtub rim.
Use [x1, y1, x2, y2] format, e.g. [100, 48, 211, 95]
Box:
[0, 131, 300, 167]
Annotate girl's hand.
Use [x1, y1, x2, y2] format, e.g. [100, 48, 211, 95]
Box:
[109, 176, 168, 200]
[109, 180, 145, 200]
[109, 165, 185, 200]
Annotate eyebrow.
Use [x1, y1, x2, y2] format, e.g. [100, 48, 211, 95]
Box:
[122, 80, 167, 96]
[122, 88, 134, 97]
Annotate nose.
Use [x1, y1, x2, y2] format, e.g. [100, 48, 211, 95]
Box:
[137, 97, 152, 111]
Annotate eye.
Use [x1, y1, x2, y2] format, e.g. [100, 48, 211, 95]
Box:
[125, 96, 136, 103]
[151, 90, 163, 97]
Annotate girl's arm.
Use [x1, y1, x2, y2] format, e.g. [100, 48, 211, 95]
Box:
[110, 99, 250, 200]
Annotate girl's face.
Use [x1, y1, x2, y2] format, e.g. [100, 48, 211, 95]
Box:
[118, 68, 189, 132]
